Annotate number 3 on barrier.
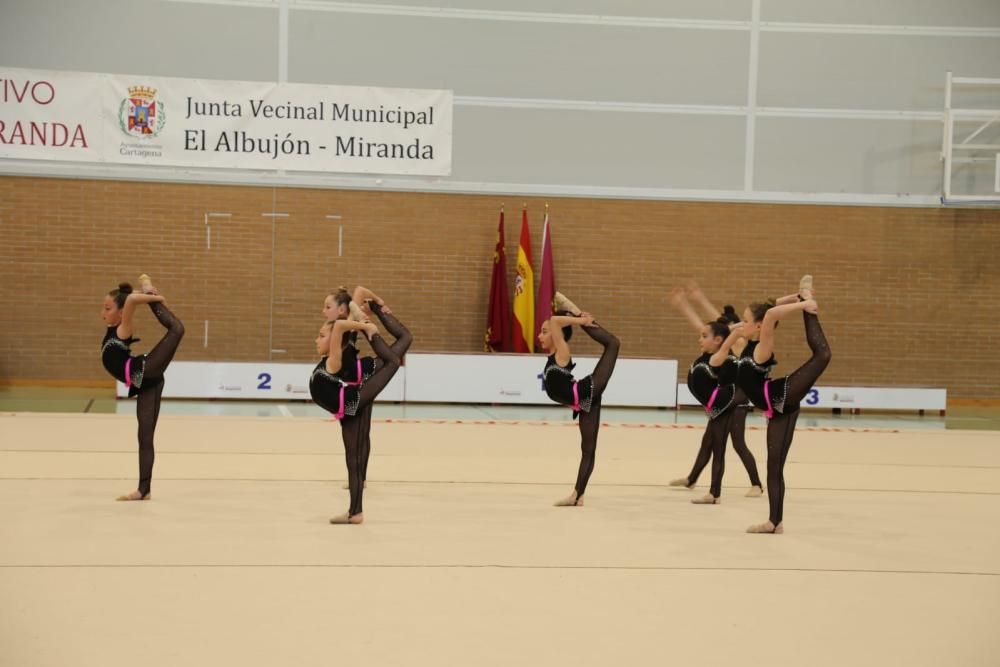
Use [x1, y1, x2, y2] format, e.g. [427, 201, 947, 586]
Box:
[806, 389, 819, 406]
[257, 372, 272, 390]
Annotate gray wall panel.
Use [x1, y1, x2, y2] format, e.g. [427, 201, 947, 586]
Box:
[1, 0, 997, 200]
[453, 107, 745, 189]
[301, 0, 750, 21]
[949, 166, 999, 197]
[950, 87, 1000, 111]
[755, 118, 943, 194]
[289, 11, 749, 105]
[763, 0, 1000, 27]
[758, 32, 1000, 110]
[0, 0, 278, 81]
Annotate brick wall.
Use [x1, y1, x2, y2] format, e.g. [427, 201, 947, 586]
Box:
[1, 176, 998, 398]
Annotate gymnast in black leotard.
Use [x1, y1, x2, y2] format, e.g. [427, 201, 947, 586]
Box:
[310, 297, 411, 525]
[537, 292, 620, 507]
[668, 284, 763, 498]
[99, 275, 184, 502]
[717, 276, 831, 534]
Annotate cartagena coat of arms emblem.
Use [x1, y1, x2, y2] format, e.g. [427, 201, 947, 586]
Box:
[118, 85, 166, 137]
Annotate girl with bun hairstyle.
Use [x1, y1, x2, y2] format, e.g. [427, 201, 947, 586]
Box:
[666, 289, 737, 505]
[668, 284, 763, 498]
[99, 275, 185, 501]
[537, 292, 620, 507]
[311, 289, 411, 524]
[717, 276, 831, 534]
[321, 287, 383, 490]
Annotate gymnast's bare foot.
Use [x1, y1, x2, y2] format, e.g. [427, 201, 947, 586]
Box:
[115, 490, 149, 501]
[138, 274, 156, 295]
[746, 521, 783, 534]
[798, 275, 813, 301]
[552, 292, 582, 317]
[553, 490, 583, 506]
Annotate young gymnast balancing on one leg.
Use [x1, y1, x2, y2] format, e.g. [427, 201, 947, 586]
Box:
[537, 292, 620, 507]
[99, 275, 185, 501]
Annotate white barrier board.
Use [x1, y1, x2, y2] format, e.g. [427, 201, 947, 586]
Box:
[404, 354, 677, 407]
[116, 361, 405, 401]
[116, 355, 676, 407]
[115, 358, 944, 412]
[676, 384, 945, 411]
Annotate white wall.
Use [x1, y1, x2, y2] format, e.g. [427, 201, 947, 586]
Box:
[3, 0, 1000, 203]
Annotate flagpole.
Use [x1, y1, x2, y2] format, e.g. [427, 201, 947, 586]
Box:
[535, 204, 556, 341]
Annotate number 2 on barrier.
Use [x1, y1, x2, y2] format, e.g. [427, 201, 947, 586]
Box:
[257, 372, 272, 390]
[806, 389, 819, 405]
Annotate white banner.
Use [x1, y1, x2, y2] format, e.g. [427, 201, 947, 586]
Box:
[2, 67, 452, 176]
[0, 70, 102, 162]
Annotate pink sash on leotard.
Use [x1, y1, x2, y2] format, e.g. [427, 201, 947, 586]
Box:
[705, 386, 720, 416]
[345, 360, 363, 386]
[334, 385, 346, 420]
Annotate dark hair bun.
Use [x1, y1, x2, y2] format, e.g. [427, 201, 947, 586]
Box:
[551, 310, 574, 342]
[117, 282, 133, 294]
[721, 304, 740, 324]
[708, 320, 731, 338]
[332, 287, 352, 305]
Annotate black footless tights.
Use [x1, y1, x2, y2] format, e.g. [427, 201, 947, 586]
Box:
[354, 303, 413, 483]
[686, 410, 732, 497]
[133, 303, 185, 496]
[572, 325, 620, 497]
[764, 312, 831, 525]
[339, 327, 406, 516]
[728, 404, 762, 487]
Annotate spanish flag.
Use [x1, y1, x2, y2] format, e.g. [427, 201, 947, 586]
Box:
[512, 208, 534, 353]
